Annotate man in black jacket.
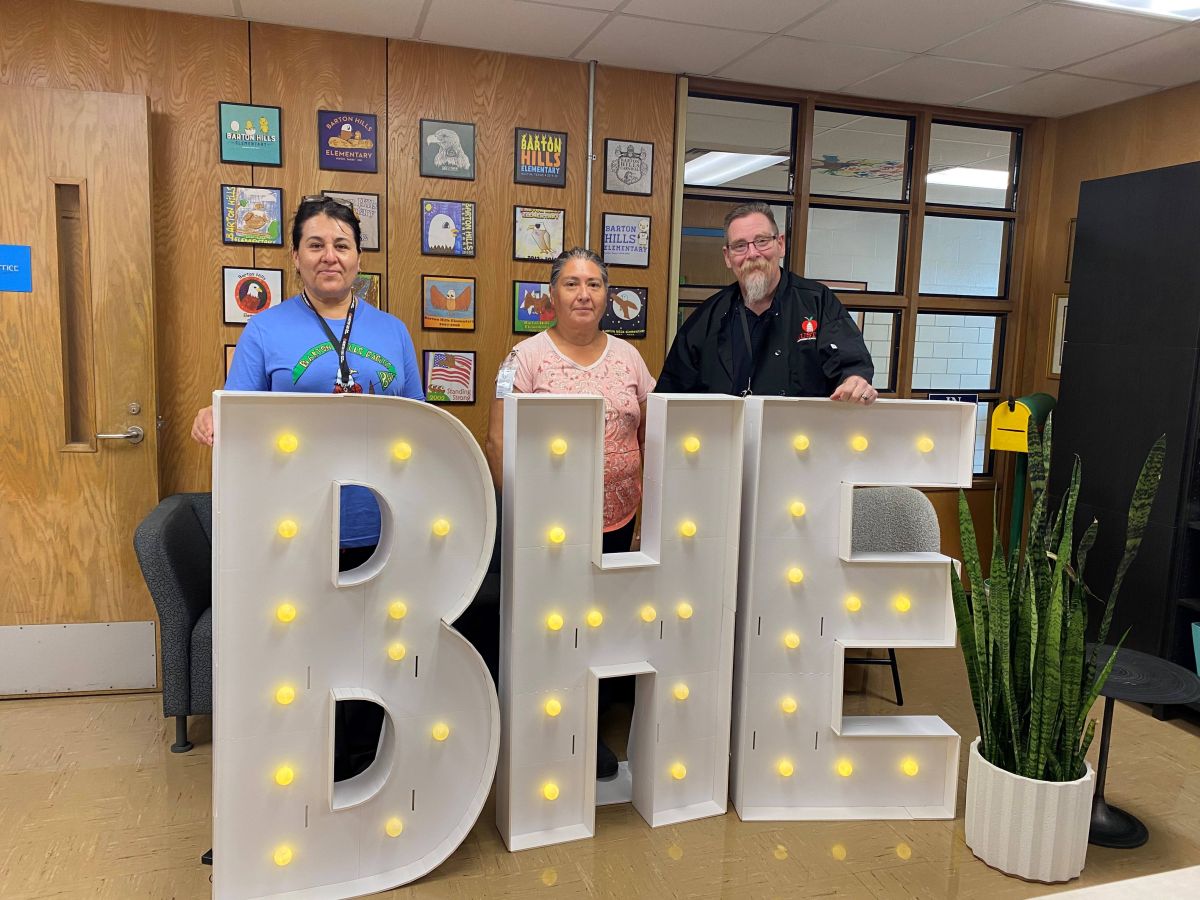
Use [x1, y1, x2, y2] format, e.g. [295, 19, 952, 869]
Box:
[658, 201, 877, 403]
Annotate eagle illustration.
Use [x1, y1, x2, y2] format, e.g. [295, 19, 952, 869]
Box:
[526, 222, 554, 257]
[429, 284, 473, 311]
[521, 289, 555, 321]
[426, 213, 458, 251]
[426, 128, 471, 171]
[612, 292, 640, 319]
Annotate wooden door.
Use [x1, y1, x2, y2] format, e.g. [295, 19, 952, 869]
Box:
[0, 86, 158, 660]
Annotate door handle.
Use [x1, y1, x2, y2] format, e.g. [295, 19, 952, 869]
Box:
[96, 425, 145, 445]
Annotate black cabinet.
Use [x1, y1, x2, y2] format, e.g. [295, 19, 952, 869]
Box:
[1050, 161, 1200, 716]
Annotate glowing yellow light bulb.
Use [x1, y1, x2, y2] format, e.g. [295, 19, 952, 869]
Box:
[851, 435, 869, 452]
[586, 609, 603, 628]
[780, 696, 798, 715]
[431, 722, 450, 742]
[894, 594, 912, 613]
[388, 600, 407, 620]
[276, 433, 298, 454]
[431, 518, 451, 537]
[787, 566, 804, 584]
[549, 437, 568, 456]
[792, 434, 810, 451]
[277, 519, 298, 539]
[917, 436, 935, 453]
[392, 440, 412, 461]
[542, 782, 559, 801]
[275, 685, 295, 706]
[546, 612, 564, 631]
[667, 845, 684, 861]
[548, 526, 566, 544]
[275, 602, 296, 623]
[542, 868, 559, 886]
[385, 817, 404, 838]
[544, 698, 562, 717]
[774, 844, 788, 861]
[670, 762, 687, 780]
[274, 765, 294, 786]
[783, 631, 801, 650]
[836, 759, 854, 778]
[831, 844, 847, 861]
[901, 757, 920, 777]
[676, 601, 693, 620]
[273, 845, 293, 867]
[896, 842, 912, 860]
[679, 520, 697, 538]
[640, 605, 657, 623]
[845, 595, 862, 613]
[387, 642, 406, 661]
[778, 759, 794, 777]
[683, 435, 701, 454]
[673, 683, 690, 701]
[789, 500, 807, 518]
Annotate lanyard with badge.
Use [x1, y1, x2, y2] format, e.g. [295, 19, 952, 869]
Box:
[737, 302, 755, 397]
[302, 290, 360, 393]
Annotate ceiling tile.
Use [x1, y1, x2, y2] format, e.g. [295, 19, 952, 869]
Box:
[715, 35, 912, 93]
[931, 3, 1176, 69]
[965, 71, 1158, 117]
[1066, 26, 1200, 87]
[847, 56, 1038, 107]
[242, 0, 424, 38]
[575, 15, 766, 75]
[621, 0, 827, 34]
[519, 0, 624, 9]
[789, 0, 1035, 53]
[421, 0, 607, 57]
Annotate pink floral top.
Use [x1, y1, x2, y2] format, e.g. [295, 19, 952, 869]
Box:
[509, 331, 655, 530]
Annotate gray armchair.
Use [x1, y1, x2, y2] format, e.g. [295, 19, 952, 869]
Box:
[133, 492, 213, 752]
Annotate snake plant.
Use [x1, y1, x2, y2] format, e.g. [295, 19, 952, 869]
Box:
[951, 415, 1165, 782]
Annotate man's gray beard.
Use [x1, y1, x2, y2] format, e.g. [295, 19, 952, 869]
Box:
[741, 268, 771, 304]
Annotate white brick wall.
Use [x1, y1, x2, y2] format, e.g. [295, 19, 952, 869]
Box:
[849, 310, 894, 390]
[804, 208, 901, 292]
[918, 217, 1004, 297]
[912, 313, 997, 391]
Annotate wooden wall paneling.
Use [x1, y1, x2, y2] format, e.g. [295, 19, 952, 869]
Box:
[387, 41, 589, 441]
[590, 65, 677, 377]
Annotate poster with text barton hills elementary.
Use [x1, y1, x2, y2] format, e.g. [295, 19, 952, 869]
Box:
[514, 127, 567, 188]
[318, 110, 377, 172]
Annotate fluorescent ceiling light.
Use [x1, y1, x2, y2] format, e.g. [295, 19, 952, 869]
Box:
[685, 151, 788, 186]
[1065, 1, 1200, 21]
[927, 167, 1009, 190]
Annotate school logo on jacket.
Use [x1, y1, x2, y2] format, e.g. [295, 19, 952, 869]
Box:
[798, 318, 818, 342]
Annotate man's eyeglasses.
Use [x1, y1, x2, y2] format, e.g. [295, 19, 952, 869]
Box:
[726, 234, 779, 256]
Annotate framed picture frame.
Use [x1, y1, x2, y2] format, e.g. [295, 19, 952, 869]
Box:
[818, 279, 868, 292]
[218, 102, 282, 167]
[322, 190, 380, 251]
[601, 212, 651, 268]
[1049, 292, 1068, 379]
[514, 127, 567, 188]
[352, 272, 381, 308]
[423, 275, 476, 331]
[221, 184, 283, 245]
[421, 199, 476, 257]
[420, 119, 475, 180]
[513, 280, 554, 333]
[317, 110, 378, 173]
[1065, 217, 1077, 283]
[224, 344, 237, 381]
[222, 266, 284, 324]
[602, 285, 647, 339]
[604, 138, 653, 195]
[423, 349, 476, 404]
[513, 206, 565, 262]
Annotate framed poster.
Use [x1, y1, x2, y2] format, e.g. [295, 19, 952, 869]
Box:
[322, 190, 380, 251]
[221, 184, 283, 245]
[604, 139, 653, 195]
[601, 213, 651, 268]
[352, 272, 381, 307]
[222, 266, 283, 324]
[513, 206, 565, 262]
[421, 119, 475, 180]
[423, 275, 476, 331]
[513, 281, 554, 333]
[224, 344, 237, 380]
[818, 279, 868, 292]
[423, 350, 475, 404]
[317, 110, 378, 173]
[421, 199, 476, 257]
[602, 286, 647, 339]
[514, 127, 567, 188]
[1049, 292, 1068, 378]
[218, 102, 281, 167]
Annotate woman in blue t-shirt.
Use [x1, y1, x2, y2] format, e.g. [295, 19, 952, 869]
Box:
[191, 195, 424, 567]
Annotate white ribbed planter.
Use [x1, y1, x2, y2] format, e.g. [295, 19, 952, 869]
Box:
[964, 737, 1095, 883]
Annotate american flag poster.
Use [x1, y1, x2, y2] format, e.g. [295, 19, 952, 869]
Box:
[423, 350, 476, 404]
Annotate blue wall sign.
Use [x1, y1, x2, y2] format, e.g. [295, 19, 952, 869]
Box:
[0, 245, 32, 293]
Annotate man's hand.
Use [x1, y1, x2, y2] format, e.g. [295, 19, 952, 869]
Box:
[191, 406, 215, 446]
[830, 375, 877, 405]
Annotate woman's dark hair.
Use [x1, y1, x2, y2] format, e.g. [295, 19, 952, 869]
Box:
[549, 247, 608, 289]
[291, 196, 362, 252]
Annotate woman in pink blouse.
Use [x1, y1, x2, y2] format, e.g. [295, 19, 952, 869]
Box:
[486, 248, 655, 554]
